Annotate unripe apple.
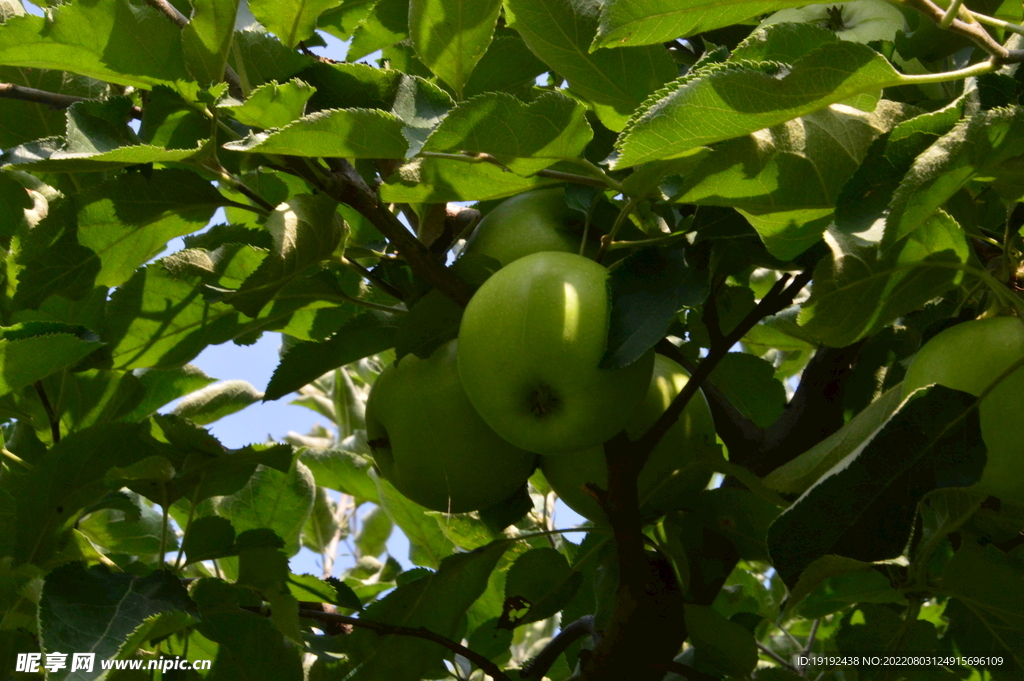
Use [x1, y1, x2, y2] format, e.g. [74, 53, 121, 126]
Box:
[458, 251, 655, 454]
[365, 340, 536, 513]
[462, 189, 591, 266]
[903, 316, 1024, 506]
[541, 355, 717, 522]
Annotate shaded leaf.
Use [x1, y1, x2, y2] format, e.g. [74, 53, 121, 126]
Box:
[224, 107, 408, 157]
[222, 79, 317, 129]
[249, 0, 344, 48]
[0, 322, 101, 398]
[684, 603, 758, 678]
[500, 547, 581, 628]
[708, 353, 785, 428]
[181, 0, 241, 86]
[374, 471, 454, 568]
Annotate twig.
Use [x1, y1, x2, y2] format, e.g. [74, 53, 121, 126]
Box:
[294, 609, 513, 681]
[144, 0, 187, 26]
[939, 0, 965, 29]
[521, 616, 594, 680]
[340, 257, 407, 302]
[0, 83, 87, 109]
[322, 160, 474, 306]
[757, 640, 799, 672]
[799, 619, 821, 674]
[902, 0, 1010, 60]
[33, 381, 60, 444]
[0, 447, 32, 471]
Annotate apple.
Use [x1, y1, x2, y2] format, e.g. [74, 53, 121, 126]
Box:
[541, 354, 717, 522]
[364, 339, 536, 513]
[462, 188, 593, 266]
[458, 251, 655, 454]
[902, 316, 1024, 506]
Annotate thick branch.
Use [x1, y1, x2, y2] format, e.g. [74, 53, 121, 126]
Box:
[0, 83, 88, 109]
[323, 160, 474, 306]
[294, 608, 513, 681]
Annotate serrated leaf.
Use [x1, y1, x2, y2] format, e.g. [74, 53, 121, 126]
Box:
[708, 353, 785, 428]
[224, 107, 408, 157]
[183, 515, 237, 564]
[317, 0, 378, 42]
[39, 564, 196, 681]
[422, 91, 592, 174]
[334, 543, 504, 680]
[388, 74, 453, 157]
[0, 323, 101, 398]
[207, 461, 315, 556]
[78, 491, 170, 555]
[173, 379, 264, 425]
[0, 0, 191, 89]
[835, 99, 965, 235]
[594, 0, 815, 49]
[503, 0, 676, 131]
[123, 365, 217, 421]
[798, 210, 969, 347]
[222, 79, 316, 129]
[765, 385, 903, 495]
[501, 547, 581, 628]
[231, 29, 315, 87]
[615, 41, 901, 168]
[602, 245, 709, 369]
[374, 471, 454, 568]
[265, 313, 399, 400]
[300, 437, 380, 503]
[673, 100, 909, 259]
[347, 0, 407, 60]
[182, 0, 241, 86]
[230, 194, 344, 317]
[249, 0, 343, 48]
[885, 106, 1024, 246]
[463, 30, 547, 99]
[409, 0, 502, 98]
[380, 155, 560, 202]
[767, 385, 986, 587]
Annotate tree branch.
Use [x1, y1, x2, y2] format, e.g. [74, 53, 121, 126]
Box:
[293, 609, 513, 681]
[0, 83, 88, 109]
[521, 616, 595, 680]
[903, 0, 1011, 60]
[322, 160, 474, 306]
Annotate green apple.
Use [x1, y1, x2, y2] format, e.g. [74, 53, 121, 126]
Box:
[903, 316, 1024, 506]
[541, 355, 717, 522]
[463, 188, 592, 266]
[458, 251, 655, 454]
[365, 339, 536, 513]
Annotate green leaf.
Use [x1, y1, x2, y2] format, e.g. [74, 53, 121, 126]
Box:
[301, 486, 339, 553]
[503, 0, 677, 131]
[355, 504, 393, 558]
[39, 564, 196, 679]
[798, 210, 969, 347]
[463, 29, 547, 99]
[78, 491, 170, 555]
[835, 99, 965, 235]
[395, 289, 462, 360]
[422, 91, 592, 174]
[230, 194, 345, 317]
[0, 67, 101, 149]
[289, 573, 362, 611]
[0, 0, 190, 89]
[39, 368, 146, 434]
[183, 515, 237, 564]
[191, 578, 304, 681]
[673, 100, 909, 259]
[374, 471, 455, 568]
[222, 79, 316, 129]
[380, 155, 561, 202]
[181, 0, 241, 86]
[615, 40, 900, 168]
[347, 0, 408, 60]
[500, 547, 582, 628]
[224, 107, 408, 157]
[684, 603, 758, 678]
[249, 0, 343, 48]
[387, 74, 454, 157]
[767, 385, 986, 587]
[172, 379, 264, 425]
[594, 0, 815, 48]
[0, 322, 101, 398]
[602, 245, 709, 369]
[695, 488, 780, 562]
[230, 29, 315, 87]
[943, 540, 1024, 671]
[123, 364, 218, 421]
[300, 439, 381, 503]
[264, 313, 399, 400]
[885, 106, 1024, 246]
[208, 460, 315, 556]
[765, 385, 903, 495]
[409, 0, 502, 98]
[317, 0, 378, 42]
[793, 565, 905, 619]
[338, 541, 506, 680]
[708, 353, 785, 428]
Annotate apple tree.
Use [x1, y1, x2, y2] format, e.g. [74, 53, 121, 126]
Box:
[1, 0, 1024, 678]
